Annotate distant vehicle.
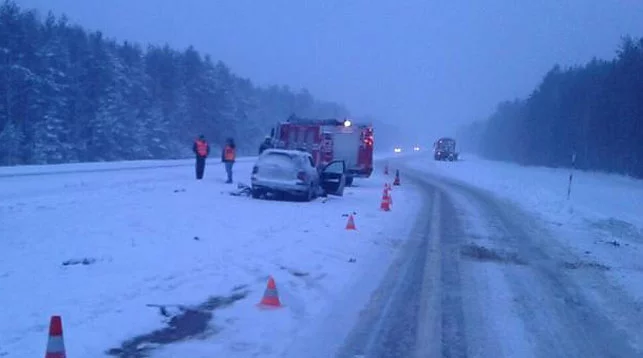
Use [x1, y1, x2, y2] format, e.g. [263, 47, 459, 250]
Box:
[251, 149, 346, 201]
[433, 137, 459, 161]
[413, 145, 420, 151]
[269, 115, 374, 186]
[394, 147, 402, 153]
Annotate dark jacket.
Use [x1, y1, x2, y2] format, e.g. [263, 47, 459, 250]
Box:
[259, 140, 272, 154]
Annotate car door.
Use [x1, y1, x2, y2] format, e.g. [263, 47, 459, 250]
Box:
[319, 160, 346, 196]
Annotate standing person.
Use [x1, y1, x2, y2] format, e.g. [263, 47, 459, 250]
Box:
[192, 135, 209, 180]
[221, 137, 236, 183]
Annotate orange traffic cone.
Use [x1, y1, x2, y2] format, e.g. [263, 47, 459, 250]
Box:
[345, 214, 357, 230]
[382, 183, 393, 205]
[45, 315, 66, 358]
[393, 170, 401, 186]
[380, 189, 391, 211]
[382, 183, 391, 200]
[257, 276, 282, 308]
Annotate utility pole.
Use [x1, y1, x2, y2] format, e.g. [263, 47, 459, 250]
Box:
[567, 151, 577, 200]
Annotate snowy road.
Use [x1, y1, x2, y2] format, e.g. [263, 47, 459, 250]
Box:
[334, 164, 643, 358]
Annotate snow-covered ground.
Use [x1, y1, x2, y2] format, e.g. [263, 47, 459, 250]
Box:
[0, 157, 421, 357]
[6, 150, 641, 357]
[403, 152, 643, 300]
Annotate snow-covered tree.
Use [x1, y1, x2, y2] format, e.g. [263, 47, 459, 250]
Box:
[0, 0, 352, 165]
[0, 120, 23, 165]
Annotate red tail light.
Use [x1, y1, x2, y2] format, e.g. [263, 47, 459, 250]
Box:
[252, 166, 258, 174]
[362, 136, 373, 148]
[297, 171, 307, 181]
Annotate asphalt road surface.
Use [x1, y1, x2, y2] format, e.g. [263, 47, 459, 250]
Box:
[335, 164, 643, 358]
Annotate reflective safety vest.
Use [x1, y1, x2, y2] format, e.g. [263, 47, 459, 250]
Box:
[224, 145, 236, 161]
[195, 140, 208, 156]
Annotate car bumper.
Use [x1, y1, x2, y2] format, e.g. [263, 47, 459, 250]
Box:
[251, 177, 310, 194]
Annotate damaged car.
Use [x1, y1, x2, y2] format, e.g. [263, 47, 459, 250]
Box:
[250, 149, 346, 201]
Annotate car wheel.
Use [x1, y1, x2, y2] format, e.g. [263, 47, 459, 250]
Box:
[297, 185, 314, 202]
[307, 184, 316, 201]
[251, 188, 262, 199]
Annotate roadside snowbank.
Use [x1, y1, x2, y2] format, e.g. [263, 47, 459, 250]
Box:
[0, 150, 398, 177]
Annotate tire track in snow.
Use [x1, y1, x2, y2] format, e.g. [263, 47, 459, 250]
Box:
[336, 184, 469, 357]
[413, 190, 442, 358]
[451, 182, 642, 358]
[437, 190, 469, 358]
[406, 166, 643, 357]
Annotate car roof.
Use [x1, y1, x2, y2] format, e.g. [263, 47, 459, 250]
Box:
[262, 148, 311, 157]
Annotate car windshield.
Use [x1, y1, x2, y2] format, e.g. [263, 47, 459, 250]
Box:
[436, 140, 455, 151]
[324, 161, 344, 174]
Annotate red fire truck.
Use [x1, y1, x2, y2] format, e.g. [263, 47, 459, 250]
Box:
[270, 115, 374, 186]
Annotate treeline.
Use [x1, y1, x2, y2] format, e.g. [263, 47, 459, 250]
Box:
[458, 36, 643, 178]
[0, 1, 349, 165]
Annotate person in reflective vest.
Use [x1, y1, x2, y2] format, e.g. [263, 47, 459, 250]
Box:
[192, 135, 209, 180]
[221, 137, 236, 183]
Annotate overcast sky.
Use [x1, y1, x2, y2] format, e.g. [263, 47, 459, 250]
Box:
[16, 0, 643, 139]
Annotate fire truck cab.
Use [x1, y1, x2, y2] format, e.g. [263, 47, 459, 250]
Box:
[270, 115, 374, 186]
